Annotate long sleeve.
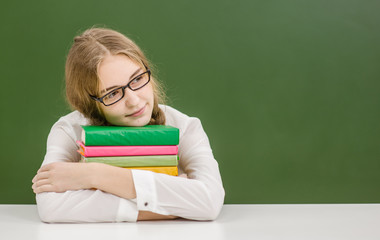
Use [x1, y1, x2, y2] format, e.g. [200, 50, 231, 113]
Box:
[132, 107, 225, 220]
[36, 107, 225, 222]
[35, 112, 139, 223]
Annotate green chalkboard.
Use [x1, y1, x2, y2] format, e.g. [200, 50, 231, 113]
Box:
[1, 0, 379, 204]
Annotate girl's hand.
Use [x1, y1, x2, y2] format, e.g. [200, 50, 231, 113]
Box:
[32, 162, 95, 194]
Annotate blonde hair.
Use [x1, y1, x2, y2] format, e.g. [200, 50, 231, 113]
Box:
[65, 27, 166, 126]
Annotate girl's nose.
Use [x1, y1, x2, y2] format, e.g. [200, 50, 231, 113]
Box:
[123, 88, 140, 107]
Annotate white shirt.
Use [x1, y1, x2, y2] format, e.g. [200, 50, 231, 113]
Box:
[36, 105, 225, 222]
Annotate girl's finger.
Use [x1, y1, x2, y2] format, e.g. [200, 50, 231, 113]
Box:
[34, 172, 50, 182]
[33, 183, 54, 194]
[33, 179, 51, 188]
[37, 163, 56, 173]
[37, 166, 49, 174]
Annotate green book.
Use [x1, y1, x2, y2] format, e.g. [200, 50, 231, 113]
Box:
[81, 125, 179, 146]
[81, 155, 178, 167]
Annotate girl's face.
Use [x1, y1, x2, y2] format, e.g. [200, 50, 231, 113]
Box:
[97, 54, 154, 126]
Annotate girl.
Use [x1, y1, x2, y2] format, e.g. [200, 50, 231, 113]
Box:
[32, 27, 225, 222]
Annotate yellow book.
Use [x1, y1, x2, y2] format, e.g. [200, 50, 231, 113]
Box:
[125, 166, 178, 176]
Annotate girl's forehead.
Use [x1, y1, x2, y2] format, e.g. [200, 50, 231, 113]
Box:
[97, 54, 142, 92]
[99, 54, 140, 75]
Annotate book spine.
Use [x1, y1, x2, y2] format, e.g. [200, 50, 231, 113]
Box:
[125, 166, 178, 176]
[81, 155, 178, 167]
[83, 126, 179, 146]
[76, 141, 178, 157]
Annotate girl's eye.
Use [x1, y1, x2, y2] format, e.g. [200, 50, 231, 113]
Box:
[132, 76, 143, 83]
[104, 89, 122, 100]
[130, 73, 148, 88]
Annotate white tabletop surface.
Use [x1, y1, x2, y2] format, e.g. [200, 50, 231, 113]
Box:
[0, 204, 379, 240]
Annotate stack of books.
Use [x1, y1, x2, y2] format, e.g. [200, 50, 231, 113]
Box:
[76, 125, 180, 176]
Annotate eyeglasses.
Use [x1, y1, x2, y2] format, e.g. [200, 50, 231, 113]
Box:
[90, 69, 151, 106]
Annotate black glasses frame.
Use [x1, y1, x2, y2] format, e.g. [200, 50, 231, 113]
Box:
[90, 69, 151, 106]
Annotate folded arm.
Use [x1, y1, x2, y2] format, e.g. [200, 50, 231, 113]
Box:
[131, 117, 225, 220]
[34, 122, 176, 222]
[34, 113, 224, 222]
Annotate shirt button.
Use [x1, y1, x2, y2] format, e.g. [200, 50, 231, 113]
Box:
[144, 202, 148, 206]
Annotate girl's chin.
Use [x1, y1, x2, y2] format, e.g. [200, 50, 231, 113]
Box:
[107, 110, 152, 126]
[123, 116, 151, 127]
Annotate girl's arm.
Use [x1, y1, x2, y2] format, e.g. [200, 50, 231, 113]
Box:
[34, 117, 175, 222]
[32, 162, 137, 199]
[129, 115, 225, 220]
[34, 110, 224, 222]
[33, 162, 178, 221]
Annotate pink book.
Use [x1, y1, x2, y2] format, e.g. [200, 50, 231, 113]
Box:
[76, 141, 178, 157]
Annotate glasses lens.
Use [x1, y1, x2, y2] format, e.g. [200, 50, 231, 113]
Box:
[103, 88, 124, 105]
[129, 72, 150, 90]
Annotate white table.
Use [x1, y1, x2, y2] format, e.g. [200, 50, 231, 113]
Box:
[0, 204, 379, 240]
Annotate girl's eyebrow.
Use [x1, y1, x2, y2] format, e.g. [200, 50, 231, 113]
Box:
[100, 67, 142, 94]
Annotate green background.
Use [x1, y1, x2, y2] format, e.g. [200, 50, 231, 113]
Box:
[1, 0, 379, 204]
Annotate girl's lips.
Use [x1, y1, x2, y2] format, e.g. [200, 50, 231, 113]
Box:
[127, 105, 146, 117]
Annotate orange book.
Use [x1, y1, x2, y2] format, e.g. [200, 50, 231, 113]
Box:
[125, 166, 178, 176]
